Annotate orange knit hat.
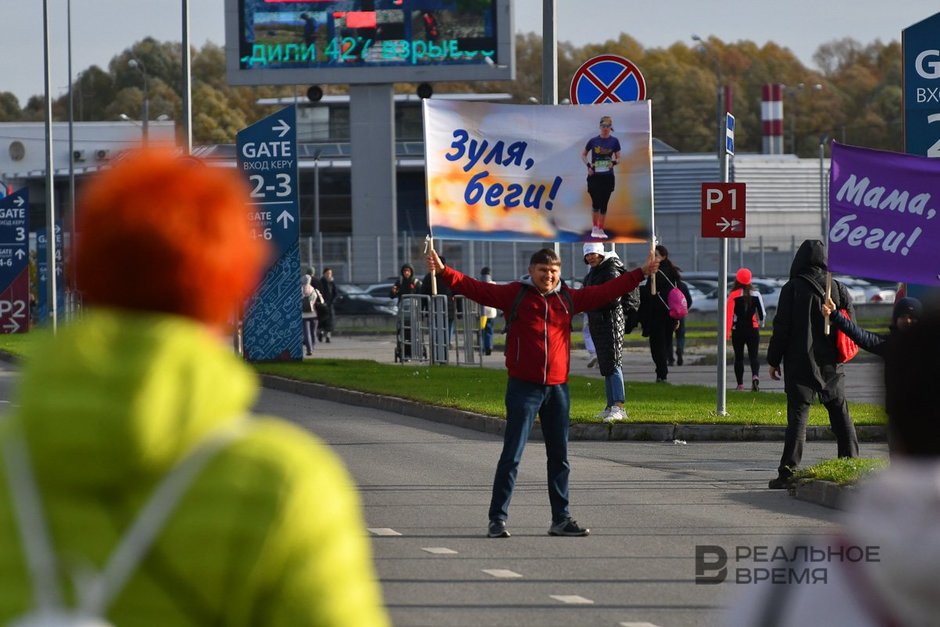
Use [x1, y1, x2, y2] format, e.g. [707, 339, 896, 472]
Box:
[735, 267, 752, 285]
[74, 146, 270, 326]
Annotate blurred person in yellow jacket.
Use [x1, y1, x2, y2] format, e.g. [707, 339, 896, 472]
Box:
[0, 147, 389, 627]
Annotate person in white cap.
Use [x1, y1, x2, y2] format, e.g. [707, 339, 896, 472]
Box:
[582, 242, 634, 421]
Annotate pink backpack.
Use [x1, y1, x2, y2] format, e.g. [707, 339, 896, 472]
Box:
[659, 274, 688, 319]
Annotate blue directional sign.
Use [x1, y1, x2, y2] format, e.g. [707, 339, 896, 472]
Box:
[902, 12, 940, 303]
[569, 55, 647, 105]
[36, 223, 65, 325]
[725, 113, 735, 156]
[237, 106, 301, 361]
[904, 12, 940, 157]
[0, 189, 29, 334]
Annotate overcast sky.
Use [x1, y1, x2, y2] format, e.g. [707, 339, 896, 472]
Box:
[4, 0, 938, 105]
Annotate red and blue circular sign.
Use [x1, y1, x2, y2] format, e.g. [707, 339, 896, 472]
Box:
[569, 55, 647, 105]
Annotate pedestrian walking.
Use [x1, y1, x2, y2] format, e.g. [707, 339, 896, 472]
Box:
[318, 267, 337, 342]
[766, 239, 859, 489]
[726, 267, 766, 391]
[638, 244, 684, 382]
[302, 273, 325, 356]
[426, 245, 658, 539]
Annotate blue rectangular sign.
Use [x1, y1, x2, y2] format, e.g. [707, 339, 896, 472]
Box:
[0, 189, 29, 333]
[36, 223, 65, 325]
[904, 12, 940, 156]
[237, 106, 302, 361]
[902, 12, 940, 303]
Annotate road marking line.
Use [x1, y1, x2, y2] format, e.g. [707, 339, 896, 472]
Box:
[549, 594, 594, 605]
[620, 623, 661, 627]
[421, 547, 458, 555]
[367, 528, 401, 536]
[482, 569, 522, 578]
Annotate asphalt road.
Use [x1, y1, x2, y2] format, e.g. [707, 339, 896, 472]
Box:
[0, 353, 889, 627]
[258, 386, 888, 627]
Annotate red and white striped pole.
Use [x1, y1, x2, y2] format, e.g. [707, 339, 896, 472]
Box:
[761, 83, 784, 154]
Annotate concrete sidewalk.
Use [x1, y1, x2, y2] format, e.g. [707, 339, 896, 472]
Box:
[306, 332, 886, 404]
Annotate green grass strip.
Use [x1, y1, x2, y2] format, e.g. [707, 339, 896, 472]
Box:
[0, 329, 886, 427]
[792, 457, 888, 485]
[257, 360, 885, 426]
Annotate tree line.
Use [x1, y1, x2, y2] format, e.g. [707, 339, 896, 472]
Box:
[0, 33, 902, 157]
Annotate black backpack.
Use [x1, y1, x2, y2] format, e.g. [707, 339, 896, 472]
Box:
[302, 293, 313, 313]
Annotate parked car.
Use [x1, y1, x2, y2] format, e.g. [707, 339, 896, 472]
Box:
[363, 282, 399, 305]
[832, 276, 869, 305]
[333, 284, 398, 316]
[834, 276, 896, 304]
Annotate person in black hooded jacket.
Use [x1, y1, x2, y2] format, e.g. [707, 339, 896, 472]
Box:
[390, 263, 422, 303]
[766, 239, 859, 489]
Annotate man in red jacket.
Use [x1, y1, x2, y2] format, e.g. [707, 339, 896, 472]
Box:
[426, 247, 658, 538]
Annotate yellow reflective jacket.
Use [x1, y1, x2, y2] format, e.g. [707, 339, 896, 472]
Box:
[0, 310, 389, 627]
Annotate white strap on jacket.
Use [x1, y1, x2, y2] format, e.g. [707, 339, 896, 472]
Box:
[2, 416, 253, 618]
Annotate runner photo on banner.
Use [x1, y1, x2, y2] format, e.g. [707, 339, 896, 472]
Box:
[828, 141, 940, 286]
[422, 99, 653, 243]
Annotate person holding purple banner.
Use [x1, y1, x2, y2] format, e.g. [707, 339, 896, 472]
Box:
[766, 239, 859, 489]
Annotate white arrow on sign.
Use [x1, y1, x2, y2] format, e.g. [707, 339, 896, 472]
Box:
[3, 318, 20, 333]
[717, 217, 742, 232]
[14, 249, 25, 260]
[276, 210, 295, 228]
[13, 197, 24, 207]
[272, 119, 291, 138]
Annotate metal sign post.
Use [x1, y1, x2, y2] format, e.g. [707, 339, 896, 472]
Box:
[716, 114, 736, 415]
[0, 189, 30, 334]
[238, 106, 302, 361]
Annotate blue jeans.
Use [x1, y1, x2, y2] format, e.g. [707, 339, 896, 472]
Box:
[605, 366, 625, 406]
[489, 377, 571, 524]
[482, 318, 494, 352]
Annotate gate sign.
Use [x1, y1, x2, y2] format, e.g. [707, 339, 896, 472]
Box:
[237, 106, 302, 361]
[0, 189, 29, 333]
[701, 183, 746, 238]
[903, 12, 940, 157]
[36, 223, 65, 325]
[569, 54, 647, 105]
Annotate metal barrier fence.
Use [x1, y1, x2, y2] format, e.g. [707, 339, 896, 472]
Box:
[395, 294, 482, 366]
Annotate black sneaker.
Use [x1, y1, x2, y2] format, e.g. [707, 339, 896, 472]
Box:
[677, 354, 683, 366]
[768, 476, 793, 490]
[487, 519, 510, 538]
[548, 518, 590, 537]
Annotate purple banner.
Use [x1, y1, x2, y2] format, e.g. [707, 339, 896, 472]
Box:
[828, 142, 940, 286]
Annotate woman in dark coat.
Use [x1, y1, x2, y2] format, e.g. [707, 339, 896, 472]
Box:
[317, 267, 337, 342]
[639, 244, 682, 382]
[582, 243, 629, 422]
[766, 239, 859, 488]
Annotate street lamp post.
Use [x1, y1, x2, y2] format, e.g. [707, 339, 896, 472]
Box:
[129, 58, 150, 144]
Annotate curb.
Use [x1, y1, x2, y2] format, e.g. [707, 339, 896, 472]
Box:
[790, 480, 853, 510]
[259, 375, 887, 443]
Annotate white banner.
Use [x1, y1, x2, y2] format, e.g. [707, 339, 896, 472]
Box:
[423, 99, 653, 243]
